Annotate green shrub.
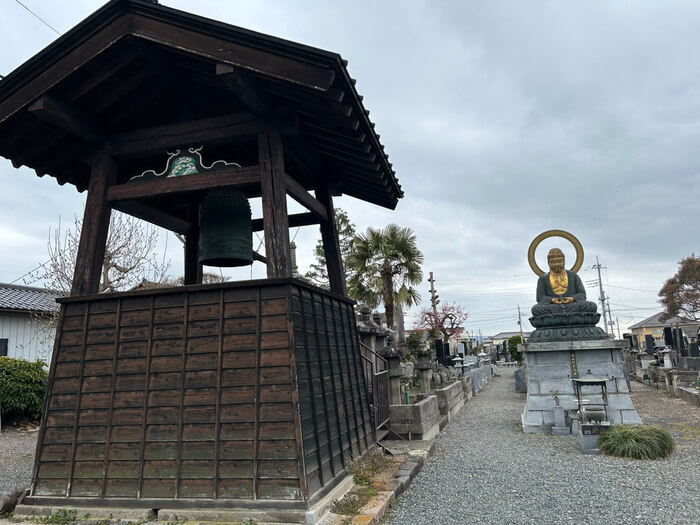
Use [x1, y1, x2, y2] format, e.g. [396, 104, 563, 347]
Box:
[0, 357, 48, 421]
[599, 424, 675, 460]
[508, 335, 524, 363]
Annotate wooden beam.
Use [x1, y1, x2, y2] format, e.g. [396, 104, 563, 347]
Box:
[107, 165, 261, 202]
[265, 83, 353, 117]
[85, 64, 155, 116]
[28, 95, 104, 143]
[71, 155, 116, 296]
[300, 114, 366, 142]
[303, 129, 372, 154]
[259, 130, 291, 278]
[101, 113, 261, 157]
[0, 15, 131, 125]
[252, 251, 267, 264]
[216, 63, 270, 116]
[315, 147, 380, 172]
[110, 200, 192, 236]
[183, 203, 202, 285]
[131, 17, 336, 91]
[126, 36, 184, 86]
[283, 172, 328, 221]
[252, 212, 318, 232]
[317, 186, 347, 296]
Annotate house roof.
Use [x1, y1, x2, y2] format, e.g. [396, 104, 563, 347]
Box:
[491, 331, 532, 340]
[0, 0, 402, 211]
[627, 312, 697, 330]
[0, 283, 61, 313]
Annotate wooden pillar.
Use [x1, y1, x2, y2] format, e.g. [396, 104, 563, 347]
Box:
[183, 202, 202, 285]
[71, 155, 117, 296]
[317, 186, 347, 296]
[258, 130, 291, 278]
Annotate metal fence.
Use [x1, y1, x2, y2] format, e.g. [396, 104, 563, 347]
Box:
[359, 342, 391, 436]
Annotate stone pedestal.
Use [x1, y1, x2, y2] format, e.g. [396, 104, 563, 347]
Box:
[416, 352, 432, 394]
[384, 351, 403, 405]
[520, 339, 642, 434]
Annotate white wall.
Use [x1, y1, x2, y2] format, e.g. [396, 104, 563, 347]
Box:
[0, 311, 55, 364]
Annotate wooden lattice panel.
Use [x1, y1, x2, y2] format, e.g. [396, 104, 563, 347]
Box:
[29, 280, 372, 508]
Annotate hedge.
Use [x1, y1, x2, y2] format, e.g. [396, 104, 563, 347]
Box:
[0, 356, 48, 421]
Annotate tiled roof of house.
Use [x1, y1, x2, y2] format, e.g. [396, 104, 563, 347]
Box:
[0, 283, 61, 313]
[627, 312, 696, 330]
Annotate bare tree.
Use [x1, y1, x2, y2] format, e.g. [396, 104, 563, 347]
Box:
[31, 212, 171, 294]
[23, 213, 170, 360]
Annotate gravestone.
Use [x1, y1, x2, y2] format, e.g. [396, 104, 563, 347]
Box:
[645, 334, 656, 355]
[464, 355, 478, 366]
[405, 361, 415, 378]
[515, 367, 527, 392]
[690, 342, 699, 358]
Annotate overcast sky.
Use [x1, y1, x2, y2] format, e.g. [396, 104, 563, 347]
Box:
[1, 0, 698, 337]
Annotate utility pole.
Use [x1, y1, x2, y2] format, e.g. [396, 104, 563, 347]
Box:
[615, 316, 621, 339]
[607, 301, 615, 335]
[428, 271, 440, 319]
[594, 256, 609, 334]
[517, 305, 525, 342]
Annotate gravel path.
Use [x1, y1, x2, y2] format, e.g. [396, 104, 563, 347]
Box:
[0, 423, 38, 495]
[385, 368, 700, 525]
[1, 373, 698, 524]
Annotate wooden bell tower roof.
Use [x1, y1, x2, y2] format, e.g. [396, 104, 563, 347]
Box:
[0, 0, 402, 210]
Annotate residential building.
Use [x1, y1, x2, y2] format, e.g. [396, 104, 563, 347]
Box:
[490, 331, 532, 346]
[0, 283, 61, 362]
[627, 312, 698, 349]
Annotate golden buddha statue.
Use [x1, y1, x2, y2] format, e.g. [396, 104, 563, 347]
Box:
[531, 248, 598, 317]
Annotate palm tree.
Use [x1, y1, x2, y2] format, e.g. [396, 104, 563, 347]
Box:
[346, 224, 423, 329]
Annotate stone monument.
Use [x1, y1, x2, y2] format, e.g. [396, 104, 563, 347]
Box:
[520, 230, 642, 433]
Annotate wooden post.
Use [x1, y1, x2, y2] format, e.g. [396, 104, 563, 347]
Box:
[183, 202, 202, 285]
[317, 186, 347, 296]
[71, 155, 116, 296]
[258, 130, 291, 278]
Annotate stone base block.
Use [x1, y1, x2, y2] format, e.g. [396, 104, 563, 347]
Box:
[520, 339, 642, 434]
[461, 375, 474, 400]
[436, 381, 466, 421]
[390, 395, 441, 440]
[14, 505, 153, 521]
[678, 387, 700, 407]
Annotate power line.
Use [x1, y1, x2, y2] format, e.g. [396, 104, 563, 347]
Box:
[606, 283, 658, 293]
[14, 0, 61, 35]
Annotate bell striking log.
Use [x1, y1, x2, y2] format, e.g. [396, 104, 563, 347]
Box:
[199, 188, 253, 267]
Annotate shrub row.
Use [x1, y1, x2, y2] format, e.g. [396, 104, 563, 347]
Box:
[0, 357, 48, 422]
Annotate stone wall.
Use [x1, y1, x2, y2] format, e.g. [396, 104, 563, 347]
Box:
[435, 381, 465, 421]
[389, 396, 440, 440]
[678, 357, 700, 371]
[465, 365, 492, 395]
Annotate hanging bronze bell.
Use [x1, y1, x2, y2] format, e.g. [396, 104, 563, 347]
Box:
[199, 188, 253, 267]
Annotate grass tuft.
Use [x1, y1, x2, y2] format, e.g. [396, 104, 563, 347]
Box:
[599, 425, 675, 460]
[330, 486, 378, 515]
[347, 450, 393, 486]
[38, 509, 77, 525]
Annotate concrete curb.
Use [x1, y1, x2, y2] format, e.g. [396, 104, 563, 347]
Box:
[345, 446, 432, 525]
